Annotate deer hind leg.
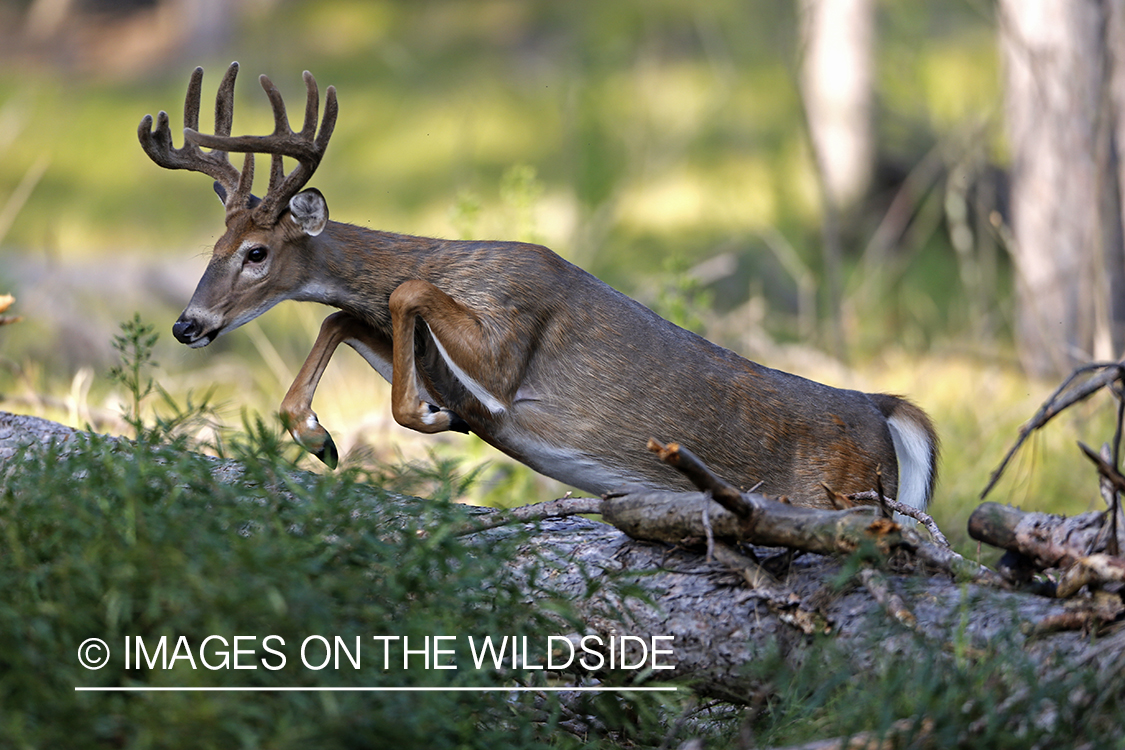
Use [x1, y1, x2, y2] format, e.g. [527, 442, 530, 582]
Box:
[388, 279, 507, 434]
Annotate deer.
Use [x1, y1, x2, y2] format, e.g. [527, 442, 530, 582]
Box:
[138, 63, 938, 510]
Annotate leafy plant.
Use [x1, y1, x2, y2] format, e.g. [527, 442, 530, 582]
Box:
[0, 316, 706, 749]
[107, 313, 220, 448]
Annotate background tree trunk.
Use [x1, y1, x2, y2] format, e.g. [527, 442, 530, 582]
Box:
[799, 0, 876, 213]
[799, 0, 876, 361]
[999, 0, 1125, 377]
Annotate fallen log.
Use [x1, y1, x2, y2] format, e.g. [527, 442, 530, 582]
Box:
[967, 502, 1123, 572]
[2, 410, 1122, 724]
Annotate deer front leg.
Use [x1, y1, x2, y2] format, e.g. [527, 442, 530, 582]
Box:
[389, 279, 507, 433]
[281, 310, 470, 467]
[279, 312, 382, 468]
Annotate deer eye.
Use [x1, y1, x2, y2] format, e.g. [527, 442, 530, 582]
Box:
[245, 246, 268, 264]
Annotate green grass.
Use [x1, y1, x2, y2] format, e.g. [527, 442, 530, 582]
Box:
[741, 611, 1123, 749]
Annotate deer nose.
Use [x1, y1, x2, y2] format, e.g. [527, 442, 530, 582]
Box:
[172, 315, 200, 345]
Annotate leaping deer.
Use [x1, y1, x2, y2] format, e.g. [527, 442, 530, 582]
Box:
[139, 63, 938, 510]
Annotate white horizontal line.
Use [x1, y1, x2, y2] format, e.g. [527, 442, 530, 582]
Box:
[75, 686, 678, 693]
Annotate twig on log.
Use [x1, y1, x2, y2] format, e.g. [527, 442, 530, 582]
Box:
[1023, 610, 1100, 636]
[850, 491, 950, 548]
[1096, 443, 1123, 558]
[647, 439, 754, 518]
[1111, 394, 1125, 554]
[821, 483, 855, 510]
[895, 526, 1007, 587]
[858, 567, 917, 629]
[710, 538, 829, 636]
[875, 467, 889, 519]
[981, 359, 1125, 500]
[1022, 588, 1125, 634]
[1078, 441, 1125, 496]
[1078, 442, 1125, 557]
[710, 540, 776, 588]
[456, 494, 602, 536]
[701, 498, 715, 563]
[1055, 554, 1125, 598]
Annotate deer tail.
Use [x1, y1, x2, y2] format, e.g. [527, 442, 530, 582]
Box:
[872, 394, 939, 511]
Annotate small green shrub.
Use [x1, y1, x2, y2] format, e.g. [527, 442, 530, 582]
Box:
[0, 317, 690, 749]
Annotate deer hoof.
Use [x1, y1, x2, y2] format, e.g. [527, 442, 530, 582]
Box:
[447, 412, 471, 434]
[425, 403, 470, 434]
[286, 412, 340, 469]
[313, 433, 339, 470]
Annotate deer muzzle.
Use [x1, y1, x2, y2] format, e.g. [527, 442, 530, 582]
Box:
[172, 313, 216, 348]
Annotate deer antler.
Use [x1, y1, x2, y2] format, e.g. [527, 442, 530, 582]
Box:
[183, 69, 338, 223]
[137, 63, 250, 205]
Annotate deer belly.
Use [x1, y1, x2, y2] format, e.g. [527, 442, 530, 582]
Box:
[499, 434, 649, 496]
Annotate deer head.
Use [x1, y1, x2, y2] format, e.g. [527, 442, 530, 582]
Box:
[138, 62, 338, 347]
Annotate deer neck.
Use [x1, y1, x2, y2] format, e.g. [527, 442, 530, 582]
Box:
[298, 220, 445, 328]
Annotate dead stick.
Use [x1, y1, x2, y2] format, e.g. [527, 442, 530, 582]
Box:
[456, 495, 602, 536]
[710, 540, 776, 588]
[1078, 441, 1125, 495]
[858, 567, 917, 629]
[982, 360, 1125, 500]
[898, 526, 1007, 587]
[1097, 442, 1122, 558]
[850, 491, 951, 548]
[647, 438, 754, 518]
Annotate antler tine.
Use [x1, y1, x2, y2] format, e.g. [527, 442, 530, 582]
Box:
[183, 66, 203, 133]
[265, 71, 333, 199]
[183, 69, 337, 222]
[260, 74, 291, 139]
[231, 152, 256, 212]
[265, 75, 337, 207]
[317, 83, 339, 151]
[137, 64, 242, 199]
[300, 70, 320, 139]
[214, 62, 239, 137]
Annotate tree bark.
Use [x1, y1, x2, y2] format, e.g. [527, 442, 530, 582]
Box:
[1, 410, 1122, 704]
[999, 0, 1125, 376]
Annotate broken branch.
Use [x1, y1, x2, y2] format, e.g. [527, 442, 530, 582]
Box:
[456, 494, 602, 536]
[968, 502, 1123, 573]
[981, 359, 1125, 500]
[647, 438, 755, 518]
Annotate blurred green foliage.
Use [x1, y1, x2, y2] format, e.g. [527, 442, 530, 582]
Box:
[0, 0, 1000, 315]
[0, 0, 1116, 554]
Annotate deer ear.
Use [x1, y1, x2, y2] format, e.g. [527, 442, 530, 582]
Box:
[289, 188, 328, 236]
[214, 181, 262, 210]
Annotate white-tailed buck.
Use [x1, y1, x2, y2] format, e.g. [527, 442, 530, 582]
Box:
[139, 63, 938, 509]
